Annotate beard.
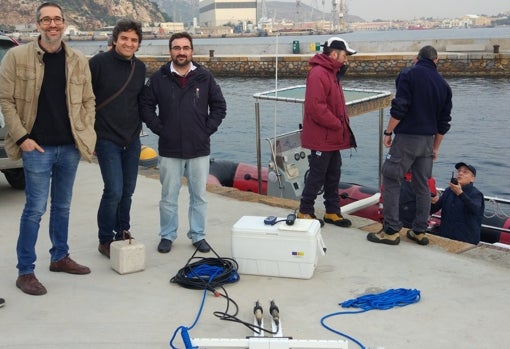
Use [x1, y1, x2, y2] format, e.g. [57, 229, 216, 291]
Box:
[172, 55, 191, 67]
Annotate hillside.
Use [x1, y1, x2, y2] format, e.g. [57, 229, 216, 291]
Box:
[0, 0, 360, 32]
[0, 0, 167, 31]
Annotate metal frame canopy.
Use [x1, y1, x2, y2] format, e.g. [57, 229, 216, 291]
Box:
[253, 85, 392, 194]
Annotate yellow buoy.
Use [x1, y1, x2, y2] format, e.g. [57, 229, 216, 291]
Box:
[139, 145, 158, 168]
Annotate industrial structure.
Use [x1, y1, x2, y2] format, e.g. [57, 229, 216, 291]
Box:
[198, 0, 346, 32]
[199, 0, 257, 27]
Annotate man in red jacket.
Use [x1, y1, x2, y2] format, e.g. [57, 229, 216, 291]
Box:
[297, 37, 357, 228]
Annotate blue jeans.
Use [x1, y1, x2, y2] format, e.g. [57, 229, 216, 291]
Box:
[158, 155, 209, 243]
[95, 138, 141, 244]
[17, 145, 81, 275]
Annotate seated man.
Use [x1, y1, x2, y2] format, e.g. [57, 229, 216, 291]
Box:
[430, 162, 484, 244]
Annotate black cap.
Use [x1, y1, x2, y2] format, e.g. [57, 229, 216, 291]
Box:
[455, 162, 476, 176]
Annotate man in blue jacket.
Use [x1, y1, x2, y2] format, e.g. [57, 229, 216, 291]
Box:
[430, 162, 484, 245]
[140, 32, 226, 254]
[367, 45, 452, 246]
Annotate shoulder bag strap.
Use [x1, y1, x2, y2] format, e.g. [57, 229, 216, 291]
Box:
[96, 60, 136, 111]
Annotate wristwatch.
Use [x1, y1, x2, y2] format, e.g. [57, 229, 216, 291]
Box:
[383, 130, 392, 136]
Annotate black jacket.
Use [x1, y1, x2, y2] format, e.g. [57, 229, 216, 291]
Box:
[89, 49, 146, 146]
[391, 58, 452, 136]
[430, 183, 484, 244]
[139, 62, 226, 159]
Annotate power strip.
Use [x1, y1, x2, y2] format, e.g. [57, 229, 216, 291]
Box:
[191, 337, 348, 349]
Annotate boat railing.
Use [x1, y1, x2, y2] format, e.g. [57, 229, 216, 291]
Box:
[434, 189, 510, 234]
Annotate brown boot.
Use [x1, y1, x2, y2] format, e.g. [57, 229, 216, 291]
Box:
[49, 255, 91, 274]
[98, 241, 112, 258]
[16, 273, 47, 296]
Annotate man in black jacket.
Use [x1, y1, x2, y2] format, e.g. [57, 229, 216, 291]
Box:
[140, 32, 226, 254]
[430, 162, 484, 245]
[367, 45, 452, 246]
[89, 19, 146, 258]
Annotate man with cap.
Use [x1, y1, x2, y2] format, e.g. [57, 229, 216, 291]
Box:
[297, 37, 357, 228]
[367, 45, 452, 246]
[429, 162, 484, 245]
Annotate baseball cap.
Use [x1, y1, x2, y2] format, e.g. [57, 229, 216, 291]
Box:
[321, 37, 357, 55]
[455, 162, 476, 176]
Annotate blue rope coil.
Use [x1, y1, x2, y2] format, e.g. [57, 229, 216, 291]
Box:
[340, 288, 421, 311]
[321, 288, 421, 349]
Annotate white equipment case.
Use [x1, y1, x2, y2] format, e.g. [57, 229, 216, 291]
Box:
[231, 216, 325, 279]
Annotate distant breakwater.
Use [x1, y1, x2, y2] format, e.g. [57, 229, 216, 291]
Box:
[139, 52, 510, 78]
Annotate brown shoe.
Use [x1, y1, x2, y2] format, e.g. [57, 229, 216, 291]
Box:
[49, 255, 91, 274]
[98, 242, 112, 258]
[16, 273, 47, 296]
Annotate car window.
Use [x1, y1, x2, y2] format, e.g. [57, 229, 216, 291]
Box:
[0, 36, 17, 61]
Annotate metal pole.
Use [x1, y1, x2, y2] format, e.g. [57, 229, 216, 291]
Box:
[255, 100, 262, 194]
[378, 108, 384, 189]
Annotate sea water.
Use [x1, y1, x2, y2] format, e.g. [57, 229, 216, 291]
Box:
[141, 76, 510, 199]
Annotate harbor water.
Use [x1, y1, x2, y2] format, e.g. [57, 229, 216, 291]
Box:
[140, 75, 510, 200]
[65, 27, 510, 200]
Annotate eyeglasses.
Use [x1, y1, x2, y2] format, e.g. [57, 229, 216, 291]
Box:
[171, 46, 192, 52]
[39, 16, 64, 25]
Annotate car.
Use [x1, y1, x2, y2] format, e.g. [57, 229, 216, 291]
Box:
[0, 34, 25, 189]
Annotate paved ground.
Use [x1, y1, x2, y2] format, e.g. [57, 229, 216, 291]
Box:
[1, 161, 509, 349]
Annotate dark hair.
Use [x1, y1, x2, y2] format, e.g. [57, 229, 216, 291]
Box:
[36, 2, 64, 22]
[112, 18, 143, 45]
[323, 47, 334, 56]
[169, 32, 193, 50]
[418, 45, 438, 61]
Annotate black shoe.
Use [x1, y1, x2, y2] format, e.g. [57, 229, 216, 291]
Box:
[193, 239, 211, 253]
[0, 297, 5, 308]
[158, 239, 172, 253]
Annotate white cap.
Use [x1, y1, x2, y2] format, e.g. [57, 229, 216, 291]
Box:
[322, 37, 357, 55]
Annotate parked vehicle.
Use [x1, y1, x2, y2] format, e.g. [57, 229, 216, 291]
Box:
[0, 34, 24, 189]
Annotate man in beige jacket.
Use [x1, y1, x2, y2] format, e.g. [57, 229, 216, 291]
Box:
[0, 2, 96, 296]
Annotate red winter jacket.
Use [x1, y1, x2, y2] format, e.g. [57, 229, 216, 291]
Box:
[301, 53, 355, 151]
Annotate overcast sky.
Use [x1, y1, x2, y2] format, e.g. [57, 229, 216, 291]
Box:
[306, 0, 509, 21]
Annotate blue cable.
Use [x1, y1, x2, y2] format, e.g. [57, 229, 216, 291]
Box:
[321, 288, 421, 349]
[169, 277, 210, 349]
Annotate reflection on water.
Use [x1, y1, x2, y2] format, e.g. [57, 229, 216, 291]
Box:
[142, 76, 510, 198]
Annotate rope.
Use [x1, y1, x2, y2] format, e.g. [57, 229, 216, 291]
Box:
[321, 288, 421, 349]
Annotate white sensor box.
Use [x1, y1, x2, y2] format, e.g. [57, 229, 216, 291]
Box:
[231, 216, 324, 279]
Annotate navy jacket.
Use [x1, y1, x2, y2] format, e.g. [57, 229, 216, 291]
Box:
[139, 62, 226, 159]
[391, 58, 452, 136]
[89, 49, 146, 146]
[430, 183, 484, 244]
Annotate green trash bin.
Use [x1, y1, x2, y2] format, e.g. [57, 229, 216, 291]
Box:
[292, 40, 300, 54]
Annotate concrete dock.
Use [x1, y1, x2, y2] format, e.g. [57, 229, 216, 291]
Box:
[1, 160, 509, 349]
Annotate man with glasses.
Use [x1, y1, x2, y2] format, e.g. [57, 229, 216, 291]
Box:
[429, 162, 484, 245]
[140, 32, 226, 254]
[0, 2, 96, 295]
[297, 37, 357, 228]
